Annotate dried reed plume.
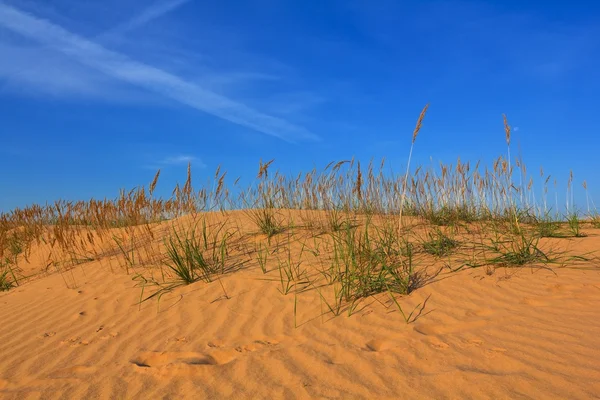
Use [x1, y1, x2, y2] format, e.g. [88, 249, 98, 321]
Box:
[399, 104, 429, 228]
[258, 159, 275, 179]
[413, 104, 429, 144]
[149, 170, 161, 196]
[503, 114, 511, 146]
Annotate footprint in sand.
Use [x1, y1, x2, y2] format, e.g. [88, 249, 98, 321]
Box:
[480, 347, 508, 358]
[131, 339, 280, 375]
[457, 338, 507, 355]
[70, 311, 88, 321]
[131, 351, 223, 368]
[364, 339, 392, 352]
[50, 365, 96, 379]
[413, 324, 440, 336]
[519, 297, 549, 307]
[490, 347, 507, 353]
[60, 337, 90, 347]
[429, 339, 450, 350]
[99, 331, 119, 340]
[465, 309, 494, 318]
[413, 320, 487, 336]
[235, 339, 279, 353]
[546, 283, 580, 293]
[166, 337, 188, 344]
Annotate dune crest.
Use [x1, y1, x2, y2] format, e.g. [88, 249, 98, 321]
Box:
[1, 210, 599, 399]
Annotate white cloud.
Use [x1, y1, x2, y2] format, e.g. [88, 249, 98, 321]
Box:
[0, 3, 319, 143]
[99, 0, 191, 39]
[141, 154, 206, 170]
[0, 42, 150, 102]
[161, 155, 203, 166]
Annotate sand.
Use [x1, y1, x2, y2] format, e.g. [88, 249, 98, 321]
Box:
[1, 213, 600, 399]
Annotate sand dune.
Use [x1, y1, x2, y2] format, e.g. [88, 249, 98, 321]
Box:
[1, 212, 600, 399]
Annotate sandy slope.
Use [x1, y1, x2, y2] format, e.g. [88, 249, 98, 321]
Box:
[1, 215, 600, 399]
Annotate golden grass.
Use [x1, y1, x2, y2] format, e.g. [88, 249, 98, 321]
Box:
[0, 110, 597, 321]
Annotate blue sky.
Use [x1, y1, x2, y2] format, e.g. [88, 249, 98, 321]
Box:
[1, 0, 599, 211]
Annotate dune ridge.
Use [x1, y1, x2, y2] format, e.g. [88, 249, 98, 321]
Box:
[1, 210, 599, 399]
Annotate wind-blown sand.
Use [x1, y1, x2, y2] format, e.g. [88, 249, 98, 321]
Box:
[1, 214, 600, 399]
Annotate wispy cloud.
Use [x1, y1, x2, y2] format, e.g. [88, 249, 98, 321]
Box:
[161, 154, 203, 166]
[99, 0, 191, 39]
[0, 3, 318, 143]
[0, 42, 152, 102]
[142, 154, 206, 171]
[141, 153, 206, 171]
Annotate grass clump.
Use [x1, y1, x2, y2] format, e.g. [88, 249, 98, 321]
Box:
[134, 218, 235, 306]
[589, 212, 600, 228]
[536, 214, 564, 238]
[245, 159, 285, 238]
[248, 207, 284, 238]
[255, 242, 270, 274]
[1, 234, 22, 287]
[567, 213, 586, 237]
[422, 206, 463, 226]
[422, 229, 459, 257]
[275, 237, 310, 295]
[0, 264, 15, 292]
[164, 219, 232, 284]
[321, 218, 422, 316]
[325, 207, 355, 233]
[486, 231, 552, 267]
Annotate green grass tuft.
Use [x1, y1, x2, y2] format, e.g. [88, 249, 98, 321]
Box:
[422, 229, 459, 257]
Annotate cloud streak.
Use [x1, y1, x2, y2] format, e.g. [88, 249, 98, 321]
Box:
[161, 155, 202, 166]
[0, 3, 318, 143]
[100, 0, 191, 39]
[142, 154, 206, 171]
[0, 43, 154, 102]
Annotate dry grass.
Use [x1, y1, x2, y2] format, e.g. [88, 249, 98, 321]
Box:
[1, 109, 597, 322]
